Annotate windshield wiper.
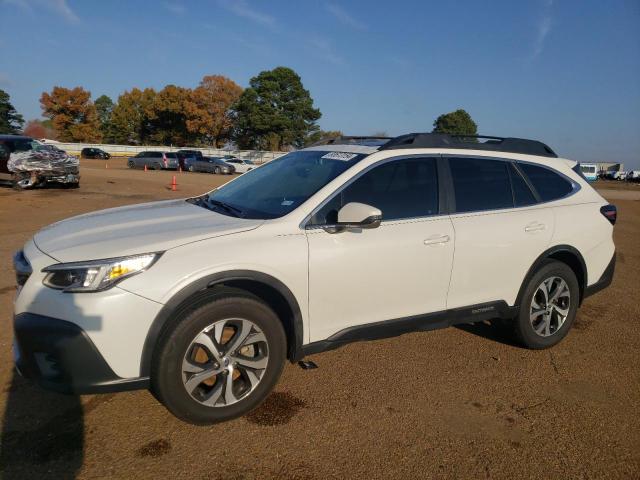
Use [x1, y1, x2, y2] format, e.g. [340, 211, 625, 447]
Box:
[208, 198, 245, 217]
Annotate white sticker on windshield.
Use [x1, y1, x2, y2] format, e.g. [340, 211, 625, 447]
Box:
[321, 152, 358, 161]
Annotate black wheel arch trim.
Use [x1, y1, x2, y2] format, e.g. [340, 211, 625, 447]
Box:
[139, 270, 304, 377]
[515, 244, 588, 308]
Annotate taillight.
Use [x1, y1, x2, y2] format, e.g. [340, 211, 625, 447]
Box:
[163, 154, 168, 167]
[600, 204, 617, 225]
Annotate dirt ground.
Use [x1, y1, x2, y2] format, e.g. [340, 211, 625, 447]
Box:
[0, 160, 638, 479]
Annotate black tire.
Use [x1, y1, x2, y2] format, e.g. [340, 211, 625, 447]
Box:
[127, 160, 135, 169]
[514, 260, 579, 349]
[188, 165, 195, 172]
[154, 163, 162, 170]
[151, 291, 287, 425]
[214, 166, 221, 174]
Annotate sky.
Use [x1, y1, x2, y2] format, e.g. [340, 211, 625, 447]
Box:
[1, 0, 639, 167]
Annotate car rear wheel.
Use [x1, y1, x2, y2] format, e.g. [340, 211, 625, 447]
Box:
[514, 260, 579, 349]
[151, 291, 286, 425]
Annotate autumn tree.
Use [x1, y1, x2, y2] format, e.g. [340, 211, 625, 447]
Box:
[110, 88, 156, 144]
[0, 89, 25, 134]
[146, 85, 195, 145]
[40, 86, 101, 142]
[304, 129, 343, 146]
[185, 75, 243, 148]
[232, 67, 321, 150]
[432, 109, 478, 136]
[95, 94, 115, 143]
[23, 119, 57, 139]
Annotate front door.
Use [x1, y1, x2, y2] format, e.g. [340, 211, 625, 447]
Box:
[305, 156, 455, 342]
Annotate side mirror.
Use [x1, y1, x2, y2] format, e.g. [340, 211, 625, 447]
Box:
[323, 202, 382, 233]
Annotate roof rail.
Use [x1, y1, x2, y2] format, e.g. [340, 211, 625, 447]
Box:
[379, 133, 557, 158]
[309, 136, 392, 148]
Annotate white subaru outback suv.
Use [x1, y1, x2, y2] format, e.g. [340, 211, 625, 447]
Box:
[13, 133, 616, 424]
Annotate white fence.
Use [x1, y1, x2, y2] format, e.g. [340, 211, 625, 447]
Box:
[41, 140, 288, 164]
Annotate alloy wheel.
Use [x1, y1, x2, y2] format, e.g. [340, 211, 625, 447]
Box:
[181, 318, 269, 407]
[529, 276, 571, 337]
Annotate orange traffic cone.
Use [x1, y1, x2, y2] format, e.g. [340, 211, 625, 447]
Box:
[171, 175, 177, 191]
[105, 162, 108, 169]
[144, 164, 148, 172]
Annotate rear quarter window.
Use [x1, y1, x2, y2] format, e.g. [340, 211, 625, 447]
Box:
[519, 163, 574, 202]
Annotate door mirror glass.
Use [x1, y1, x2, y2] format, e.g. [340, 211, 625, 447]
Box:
[324, 202, 382, 233]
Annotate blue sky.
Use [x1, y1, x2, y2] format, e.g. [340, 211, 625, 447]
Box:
[1, 0, 639, 167]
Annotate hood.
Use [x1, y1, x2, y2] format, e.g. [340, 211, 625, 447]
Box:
[34, 199, 263, 262]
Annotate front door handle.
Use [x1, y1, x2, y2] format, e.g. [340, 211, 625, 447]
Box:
[524, 222, 546, 233]
[424, 234, 450, 246]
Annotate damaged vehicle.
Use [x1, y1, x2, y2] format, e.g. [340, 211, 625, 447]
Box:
[0, 135, 80, 189]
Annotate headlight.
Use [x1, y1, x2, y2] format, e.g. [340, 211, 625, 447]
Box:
[42, 253, 162, 292]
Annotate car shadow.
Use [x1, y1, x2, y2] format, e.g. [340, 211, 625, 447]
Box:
[455, 319, 521, 347]
[0, 371, 84, 479]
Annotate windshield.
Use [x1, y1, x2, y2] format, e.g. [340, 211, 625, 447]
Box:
[198, 150, 367, 219]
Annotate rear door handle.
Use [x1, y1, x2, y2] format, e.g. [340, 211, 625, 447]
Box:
[524, 222, 546, 233]
[424, 234, 450, 245]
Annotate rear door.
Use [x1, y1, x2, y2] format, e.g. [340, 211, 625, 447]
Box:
[445, 156, 554, 309]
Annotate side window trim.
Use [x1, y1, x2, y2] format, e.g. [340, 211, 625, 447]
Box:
[302, 153, 443, 229]
[445, 154, 581, 214]
[510, 161, 542, 203]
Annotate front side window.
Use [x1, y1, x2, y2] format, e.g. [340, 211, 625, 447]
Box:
[309, 157, 439, 225]
[519, 163, 574, 202]
[450, 157, 513, 213]
[200, 150, 367, 219]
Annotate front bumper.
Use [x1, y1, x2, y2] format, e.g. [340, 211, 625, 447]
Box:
[13, 313, 149, 394]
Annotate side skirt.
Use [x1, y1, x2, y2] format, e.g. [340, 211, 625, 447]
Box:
[300, 301, 517, 357]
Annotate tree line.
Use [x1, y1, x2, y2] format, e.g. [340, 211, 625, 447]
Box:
[0, 66, 478, 150]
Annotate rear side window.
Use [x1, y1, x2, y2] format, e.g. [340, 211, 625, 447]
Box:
[450, 157, 513, 213]
[519, 163, 573, 202]
[310, 157, 439, 224]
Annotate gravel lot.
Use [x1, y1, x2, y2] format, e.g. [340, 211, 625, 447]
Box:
[0, 160, 638, 479]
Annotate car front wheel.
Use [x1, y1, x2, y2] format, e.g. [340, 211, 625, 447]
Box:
[151, 291, 286, 424]
[514, 260, 579, 349]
